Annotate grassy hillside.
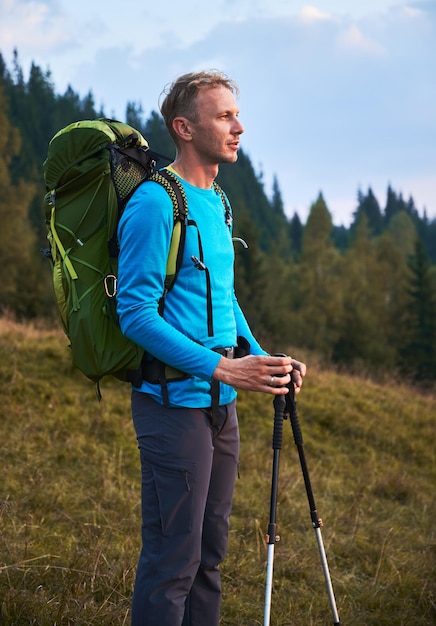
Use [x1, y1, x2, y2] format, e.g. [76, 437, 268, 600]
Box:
[0, 318, 435, 625]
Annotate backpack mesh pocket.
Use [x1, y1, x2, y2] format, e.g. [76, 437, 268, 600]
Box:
[110, 147, 152, 204]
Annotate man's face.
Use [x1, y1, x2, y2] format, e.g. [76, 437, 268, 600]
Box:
[188, 85, 244, 165]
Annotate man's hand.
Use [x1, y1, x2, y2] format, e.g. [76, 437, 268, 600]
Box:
[213, 354, 306, 395]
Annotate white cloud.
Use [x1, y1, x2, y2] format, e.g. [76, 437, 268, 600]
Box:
[337, 24, 386, 56]
[0, 1, 72, 54]
[298, 5, 333, 22]
[402, 5, 424, 18]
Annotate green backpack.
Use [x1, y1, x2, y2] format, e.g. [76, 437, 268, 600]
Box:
[43, 118, 187, 392]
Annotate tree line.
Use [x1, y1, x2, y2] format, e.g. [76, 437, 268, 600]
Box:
[1, 50, 435, 384]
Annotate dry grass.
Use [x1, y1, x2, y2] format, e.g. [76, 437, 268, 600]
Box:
[0, 320, 435, 625]
[0, 313, 64, 339]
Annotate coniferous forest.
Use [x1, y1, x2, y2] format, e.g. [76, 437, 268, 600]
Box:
[1, 50, 435, 385]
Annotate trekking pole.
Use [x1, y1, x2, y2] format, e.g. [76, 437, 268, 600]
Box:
[263, 391, 287, 626]
[286, 384, 341, 626]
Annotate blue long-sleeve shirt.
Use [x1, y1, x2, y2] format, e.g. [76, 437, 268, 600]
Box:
[116, 170, 266, 407]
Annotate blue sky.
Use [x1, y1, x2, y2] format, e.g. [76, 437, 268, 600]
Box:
[1, 0, 435, 226]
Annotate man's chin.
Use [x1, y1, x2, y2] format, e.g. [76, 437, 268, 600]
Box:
[222, 152, 239, 164]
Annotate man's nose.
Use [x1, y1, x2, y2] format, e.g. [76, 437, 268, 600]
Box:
[234, 119, 244, 135]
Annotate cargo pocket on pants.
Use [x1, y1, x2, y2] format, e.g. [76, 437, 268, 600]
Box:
[152, 458, 197, 537]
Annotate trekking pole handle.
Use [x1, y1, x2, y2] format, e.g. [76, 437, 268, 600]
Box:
[272, 394, 285, 451]
[287, 384, 304, 447]
[271, 352, 289, 451]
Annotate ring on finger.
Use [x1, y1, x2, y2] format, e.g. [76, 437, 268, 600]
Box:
[270, 375, 275, 386]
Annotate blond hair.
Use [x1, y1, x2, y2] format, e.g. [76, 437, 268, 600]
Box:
[160, 70, 239, 143]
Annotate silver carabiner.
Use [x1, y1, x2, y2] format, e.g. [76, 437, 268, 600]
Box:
[104, 274, 117, 297]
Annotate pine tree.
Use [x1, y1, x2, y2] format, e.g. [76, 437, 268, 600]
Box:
[425, 218, 436, 263]
[372, 212, 417, 366]
[271, 176, 284, 215]
[55, 86, 82, 128]
[333, 215, 390, 368]
[126, 101, 146, 132]
[397, 240, 436, 382]
[352, 187, 383, 236]
[384, 184, 398, 225]
[289, 212, 303, 259]
[386, 210, 417, 257]
[269, 176, 293, 258]
[297, 192, 342, 356]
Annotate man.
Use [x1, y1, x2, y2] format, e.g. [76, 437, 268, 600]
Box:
[116, 70, 306, 626]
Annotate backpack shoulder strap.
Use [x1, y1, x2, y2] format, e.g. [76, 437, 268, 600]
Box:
[149, 168, 188, 293]
[213, 180, 233, 228]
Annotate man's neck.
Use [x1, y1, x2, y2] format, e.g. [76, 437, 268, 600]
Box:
[170, 158, 218, 189]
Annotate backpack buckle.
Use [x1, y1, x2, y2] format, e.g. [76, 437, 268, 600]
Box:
[104, 274, 117, 297]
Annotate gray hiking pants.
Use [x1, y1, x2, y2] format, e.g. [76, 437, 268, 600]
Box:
[130, 391, 240, 626]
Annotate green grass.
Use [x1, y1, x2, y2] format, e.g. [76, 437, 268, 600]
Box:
[0, 318, 435, 625]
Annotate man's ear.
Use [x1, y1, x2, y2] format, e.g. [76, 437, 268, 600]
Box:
[172, 117, 193, 142]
